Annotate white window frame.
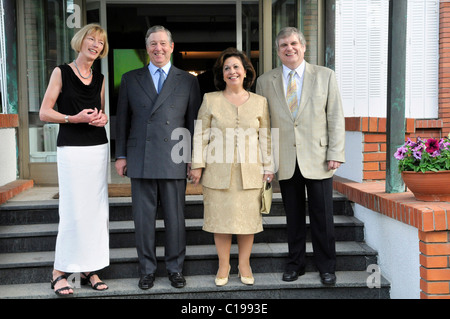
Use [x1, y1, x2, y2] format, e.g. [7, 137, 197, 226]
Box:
[335, 0, 439, 119]
[0, 0, 7, 114]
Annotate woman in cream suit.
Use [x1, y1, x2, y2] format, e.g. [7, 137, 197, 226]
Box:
[190, 48, 274, 286]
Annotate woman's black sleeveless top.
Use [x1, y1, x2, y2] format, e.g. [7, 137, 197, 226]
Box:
[56, 64, 108, 146]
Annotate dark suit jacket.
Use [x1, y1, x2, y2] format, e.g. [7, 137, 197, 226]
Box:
[115, 65, 201, 179]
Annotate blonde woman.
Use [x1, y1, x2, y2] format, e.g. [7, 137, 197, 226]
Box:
[40, 24, 110, 296]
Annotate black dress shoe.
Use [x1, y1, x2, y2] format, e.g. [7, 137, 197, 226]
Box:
[138, 274, 155, 290]
[282, 269, 305, 282]
[320, 273, 336, 285]
[168, 272, 186, 288]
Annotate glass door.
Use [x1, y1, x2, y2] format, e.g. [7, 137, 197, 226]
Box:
[271, 0, 319, 67]
[27, 1, 76, 163]
[241, 1, 259, 77]
[18, 0, 82, 184]
[102, 0, 260, 178]
[20, 0, 264, 184]
[17, 0, 324, 184]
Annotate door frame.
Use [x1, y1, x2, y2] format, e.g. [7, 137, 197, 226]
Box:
[22, 0, 261, 184]
[92, 0, 259, 160]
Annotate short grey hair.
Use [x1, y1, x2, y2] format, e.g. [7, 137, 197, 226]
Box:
[275, 27, 306, 51]
[145, 25, 173, 47]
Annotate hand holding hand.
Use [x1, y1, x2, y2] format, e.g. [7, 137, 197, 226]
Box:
[189, 168, 202, 185]
[71, 108, 99, 124]
[89, 110, 108, 127]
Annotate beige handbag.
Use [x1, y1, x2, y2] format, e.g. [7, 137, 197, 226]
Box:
[260, 181, 273, 214]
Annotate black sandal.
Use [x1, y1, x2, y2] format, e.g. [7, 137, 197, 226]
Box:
[81, 272, 108, 291]
[50, 274, 73, 296]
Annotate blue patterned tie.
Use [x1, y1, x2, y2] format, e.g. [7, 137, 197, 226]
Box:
[157, 68, 166, 93]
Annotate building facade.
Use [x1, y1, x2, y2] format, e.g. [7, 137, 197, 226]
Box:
[1, 0, 324, 185]
[0, 0, 449, 298]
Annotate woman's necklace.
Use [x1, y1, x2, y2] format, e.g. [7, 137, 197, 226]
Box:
[73, 59, 92, 79]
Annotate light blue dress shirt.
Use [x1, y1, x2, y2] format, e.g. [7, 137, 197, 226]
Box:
[148, 62, 171, 93]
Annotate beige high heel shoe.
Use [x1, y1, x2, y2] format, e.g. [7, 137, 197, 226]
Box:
[238, 266, 254, 285]
[215, 265, 231, 286]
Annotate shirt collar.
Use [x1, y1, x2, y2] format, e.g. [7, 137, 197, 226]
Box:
[282, 60, 305, 79]
[148, 62, 171, 75]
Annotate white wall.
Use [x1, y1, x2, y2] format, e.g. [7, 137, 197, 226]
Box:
[0, 128, 18, 185]
[335, 131, 363, 182]
[354, 204, 420, 299]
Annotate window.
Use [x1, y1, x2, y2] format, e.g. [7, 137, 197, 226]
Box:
[0, 0, 7, 114]
[25, 0, 76, 162]
[405, 0, 439, 118]
[335, 0, 439, 119]
[272, 0, 318, 68]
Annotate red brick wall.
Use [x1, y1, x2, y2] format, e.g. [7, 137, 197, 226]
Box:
[345, 117, 446, 182]
[420, 231, 450, 298]
[412, 120, 444, 140]
[0, 114, 19, 128]
[0, 180, 34, 205]
[334, 177, 450, 299]
[345, 117, 416, 181]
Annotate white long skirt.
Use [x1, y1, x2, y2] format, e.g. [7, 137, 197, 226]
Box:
[54, 143, 109, 273]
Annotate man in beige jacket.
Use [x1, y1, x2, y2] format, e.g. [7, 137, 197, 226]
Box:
[256, 27, 345, 285]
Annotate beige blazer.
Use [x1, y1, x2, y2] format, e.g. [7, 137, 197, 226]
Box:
[191, 91, 274, 189]
[255, 62, 345, 181]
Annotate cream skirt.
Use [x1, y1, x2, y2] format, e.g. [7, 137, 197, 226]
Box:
[202, 163, 263, 234]
[54, 143, 109, 273]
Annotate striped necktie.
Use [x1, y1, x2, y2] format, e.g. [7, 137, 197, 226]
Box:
[157, 68, 166, 93]
[286, 70, 298, 117]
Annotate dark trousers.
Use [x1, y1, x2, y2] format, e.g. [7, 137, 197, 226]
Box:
[279, 164, 336, 274]
[131, 178, 186, 275]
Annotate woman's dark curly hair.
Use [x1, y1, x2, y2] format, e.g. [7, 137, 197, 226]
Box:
[213, 47, 256, 91]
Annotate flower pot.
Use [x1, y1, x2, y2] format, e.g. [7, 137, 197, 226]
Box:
[401, 170, 450, 202]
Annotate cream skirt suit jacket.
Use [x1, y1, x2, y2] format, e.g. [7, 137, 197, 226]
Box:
[192, 91, 274, 234]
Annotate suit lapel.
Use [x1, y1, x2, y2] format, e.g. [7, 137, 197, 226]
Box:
[296, 62, 315, 121]
[271, 67, 293, 121]
[136, 66, 157, 104]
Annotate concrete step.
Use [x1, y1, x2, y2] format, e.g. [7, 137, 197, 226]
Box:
[0, 241, 378, 285]
[0, 271, 390, 299]
[0, 192, 353, 226]
[0, 215, 364, 253]
[0, 190, 390, 299]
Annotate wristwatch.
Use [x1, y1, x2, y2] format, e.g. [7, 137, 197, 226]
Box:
[64, 115, 69, 123]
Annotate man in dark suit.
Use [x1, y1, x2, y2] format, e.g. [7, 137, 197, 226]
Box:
[256, 27, 345, 285]
[115, 25, 201, 289]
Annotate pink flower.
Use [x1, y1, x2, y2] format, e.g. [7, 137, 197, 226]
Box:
[425, 138, 440, 154]
[440, 138, 450, 150]
[395, 146, 407, 160]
